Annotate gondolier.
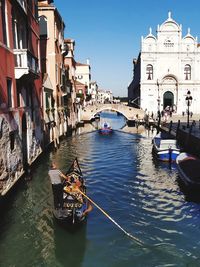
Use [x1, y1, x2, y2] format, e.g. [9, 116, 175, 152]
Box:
[49, 158, 92, 225]
[48, 162, 67, 180]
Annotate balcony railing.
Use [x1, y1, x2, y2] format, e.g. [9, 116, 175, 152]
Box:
[14, 49, 39, 79]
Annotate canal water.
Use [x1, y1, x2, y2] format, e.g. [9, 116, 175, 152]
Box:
[0, 111, 200, 267]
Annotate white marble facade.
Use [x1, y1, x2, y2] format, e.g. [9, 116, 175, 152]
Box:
[129, 12, 200, 115]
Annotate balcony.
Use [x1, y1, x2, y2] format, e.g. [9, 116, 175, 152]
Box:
[14, 49, 39, 79]
[62, 42, 69, 57]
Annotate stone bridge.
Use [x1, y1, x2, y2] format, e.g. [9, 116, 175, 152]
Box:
[80, 103, 145, 121]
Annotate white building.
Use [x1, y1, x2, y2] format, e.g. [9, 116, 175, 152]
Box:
[97, 89, 113, 103]
[90, 81, 98, 104]
[128, 12, 200, 115]
[75, 59, 91, 95]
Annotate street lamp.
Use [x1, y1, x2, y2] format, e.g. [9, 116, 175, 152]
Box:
[185, 90, 193, 128]
[157, 96, 161, 133]
[157, 96, 161, 112]
[157, 79, 161, 121]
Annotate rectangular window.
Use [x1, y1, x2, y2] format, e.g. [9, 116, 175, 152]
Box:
[34, 0, 38, 19]
[26, 87, 30, 107]
[51, 95, 54, 108]
[1, 0, 8, 46]
[55, 64, 58, 84]
[63, 95, 68, 106]
[7, 78, 12, 108]
[17, 86, 21, 107]
[9, 131, 15, 151]
[45, 93, 50, 109]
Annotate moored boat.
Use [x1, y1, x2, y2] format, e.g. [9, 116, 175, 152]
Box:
[94, 113, 100, 120]
[99, 122, 113, 135]
[176, 152, 200, 187]
[49, 158, 92, 225]
[152, 132, 180, 162]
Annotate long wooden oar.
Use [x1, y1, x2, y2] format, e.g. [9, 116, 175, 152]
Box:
[78, 188, 144, 245]
[60, 171, 144, 245]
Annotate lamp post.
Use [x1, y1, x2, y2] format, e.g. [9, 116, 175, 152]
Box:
[157, 96, 161, 111]
[157, 80, 161, 121]
[185, 90, 193, 128]
[157, 96, 161, 133]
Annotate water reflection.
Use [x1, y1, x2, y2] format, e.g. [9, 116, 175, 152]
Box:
[76, 123, 96, 135]
[97, 111, 126, 130]
[152, 155, 178, 171]
[0, 112, 200, 266]
[54, 221, 87, 267]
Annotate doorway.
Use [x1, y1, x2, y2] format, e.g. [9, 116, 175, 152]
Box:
[22, 113, 28, 169]
[163, 91, 174, 109]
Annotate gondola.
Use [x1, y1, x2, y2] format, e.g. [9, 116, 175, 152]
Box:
[176, 152, 200, 187]
[50, 158, 92, 225]
[94, 113, 100, 120]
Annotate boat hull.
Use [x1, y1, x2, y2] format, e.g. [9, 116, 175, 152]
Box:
[176, 152, 200, 187]
[53, 206, 86, 225]
[152, 133, 180, 162]
[99, 128, 113, 135]
[153, 147, 180, 162]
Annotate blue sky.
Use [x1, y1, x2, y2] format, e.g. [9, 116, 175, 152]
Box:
[54, 0, 200, 97]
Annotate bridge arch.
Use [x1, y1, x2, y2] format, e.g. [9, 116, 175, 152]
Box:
[80, 104, 145, 122]
[91, 107, 128, 120]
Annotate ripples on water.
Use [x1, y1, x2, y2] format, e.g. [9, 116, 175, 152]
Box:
[0, 112, 200, 267]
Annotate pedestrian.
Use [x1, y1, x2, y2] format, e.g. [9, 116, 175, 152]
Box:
[182, 111, 185, 117]
[164, 112, 168, 123]
[192, 120, 196, 127]
[190, 111, 193, 118]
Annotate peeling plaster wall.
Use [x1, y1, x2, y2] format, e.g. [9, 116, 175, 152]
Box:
[0, 114, 24, 195]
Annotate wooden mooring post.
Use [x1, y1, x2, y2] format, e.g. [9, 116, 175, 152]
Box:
[176, 120, 180, 138]
[168, 120, 173, 135]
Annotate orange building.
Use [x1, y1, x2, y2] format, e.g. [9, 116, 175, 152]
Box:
[38, 0, 70, 147]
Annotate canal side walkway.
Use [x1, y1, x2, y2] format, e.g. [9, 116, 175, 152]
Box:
[156, 114, 200, 156]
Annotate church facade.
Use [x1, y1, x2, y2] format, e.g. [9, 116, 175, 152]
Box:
[128, 12, 200, 115]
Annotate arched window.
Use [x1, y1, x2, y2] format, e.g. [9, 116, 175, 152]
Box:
[184, 64, 191, 80]
[146, 64, 153, 80]
[39, 16, 47, 38]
